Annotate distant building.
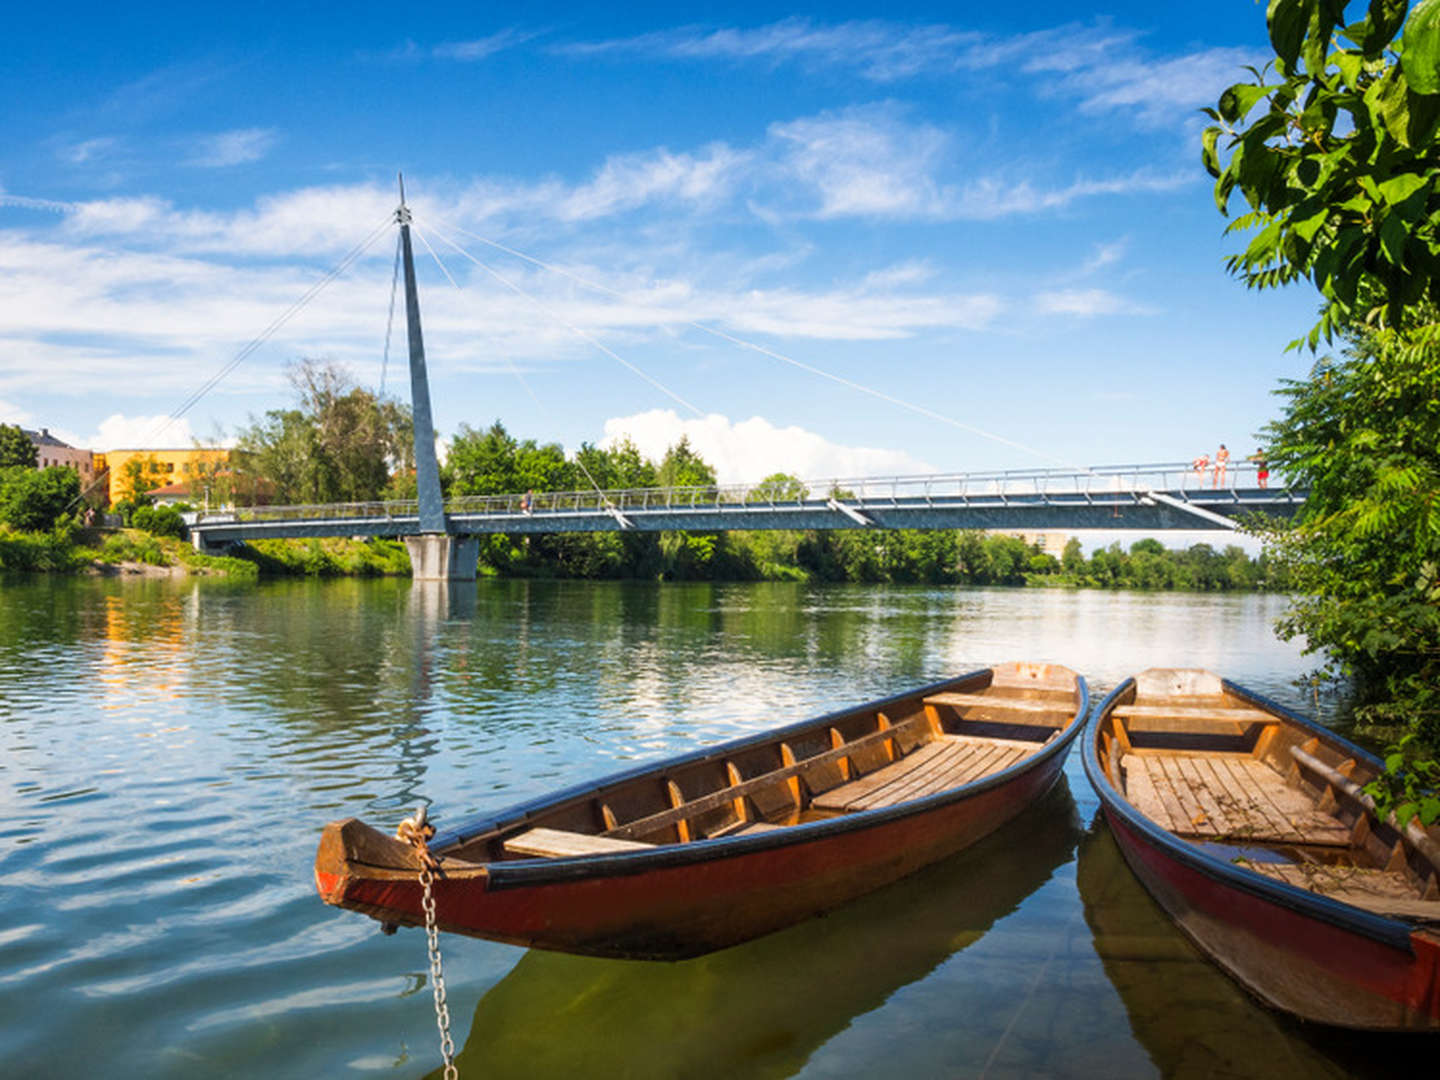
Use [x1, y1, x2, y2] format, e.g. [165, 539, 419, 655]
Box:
[103, 447, 230, 504]
[23, 428, 100, 489]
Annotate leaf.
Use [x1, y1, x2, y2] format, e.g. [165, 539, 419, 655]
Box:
[1202, 126, 1224, 178]
[1378, 173, 1429, 205]
[1269, 0, 1312, 67]
[1220, 82, 1280, 123]
[1365, 0, 1411, 55]
[1404, 0, 1440, 95]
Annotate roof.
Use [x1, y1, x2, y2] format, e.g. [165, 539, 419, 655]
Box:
[22, 427, 76, 448]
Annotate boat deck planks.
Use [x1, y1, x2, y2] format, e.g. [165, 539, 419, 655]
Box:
[1121, 754, 1351, 846]
[1245, 864, 1440, 922]
[814, 734, 1036, 812]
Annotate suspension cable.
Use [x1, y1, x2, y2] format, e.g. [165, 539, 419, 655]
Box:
[415, 219, 704, 418]
[64, 212, 395, 513]
[381, 231, 402, 397]
[424, 214, 1083, 471]
[411, 227, 619, 504]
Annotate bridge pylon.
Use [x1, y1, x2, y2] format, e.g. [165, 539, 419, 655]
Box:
[395, 174, 477, 581]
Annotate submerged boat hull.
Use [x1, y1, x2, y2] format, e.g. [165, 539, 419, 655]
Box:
[1103, 812, 1440, 1029]
[318, 665, 1086, 959]
[1083, 673, 1440, 1030]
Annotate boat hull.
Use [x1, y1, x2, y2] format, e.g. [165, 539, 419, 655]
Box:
[318, 734, 1068, 960]
[1103, 811, 1440, 1029]
[1084, 678, 1440, 1031]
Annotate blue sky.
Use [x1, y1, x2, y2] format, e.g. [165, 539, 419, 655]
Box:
[0, 2, 1322, 484]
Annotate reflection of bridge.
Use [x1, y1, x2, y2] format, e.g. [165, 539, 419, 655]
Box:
[191, 460, 1301, 555]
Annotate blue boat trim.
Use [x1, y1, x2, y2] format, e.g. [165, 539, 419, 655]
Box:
[1081, 679, 1415, 954]
[427, 669, 1089, 889]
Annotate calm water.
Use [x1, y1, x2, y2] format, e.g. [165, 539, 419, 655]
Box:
[0, 577, 1409, 1077]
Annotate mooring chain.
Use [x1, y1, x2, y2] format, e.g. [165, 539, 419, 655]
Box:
[397, 807, 457, 1079]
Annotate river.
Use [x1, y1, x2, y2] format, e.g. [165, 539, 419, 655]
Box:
[0, 576, 1413, 1077]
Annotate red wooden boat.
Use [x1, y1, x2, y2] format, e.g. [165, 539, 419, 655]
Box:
[1084, 668, 1440, 1030]
[316, 662, 1086, 959]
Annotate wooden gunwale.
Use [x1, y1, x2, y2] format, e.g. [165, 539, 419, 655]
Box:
[429, 669, 1089, 890]
[1082, 678, 1415, 953]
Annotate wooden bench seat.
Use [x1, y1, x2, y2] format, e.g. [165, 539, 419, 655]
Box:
[1112, 704, 1272, 723]
[505, 827, 654, 859]
[1121, 754, 1351, 846]
[923, 693, 1072, 714]
[813, 734, 1037, 813]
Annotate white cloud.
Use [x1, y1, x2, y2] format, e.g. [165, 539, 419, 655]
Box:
[769, 106, 951, 219]
[1033, 288, 1152, 317]
[600, 409, 935, 485]
[88, 413, 195, 451]
[0, 399, 35, 426]
[186, 128, 278, 168]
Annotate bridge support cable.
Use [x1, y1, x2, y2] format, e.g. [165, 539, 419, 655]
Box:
[422, 214, 1087, 473]
[380, 232, 402, 397]
[1144, 490, 1239, 530]
[417, 219, 705, 419]
[63, 212, 396, 515]
[407, 222, 637, 509]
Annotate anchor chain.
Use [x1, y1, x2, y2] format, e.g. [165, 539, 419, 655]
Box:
[398, 807, 456, 1080]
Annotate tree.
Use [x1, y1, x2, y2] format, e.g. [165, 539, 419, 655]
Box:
[1207, 0, 1440, 812]
[0, 424, 36, 469]
[119, 454, 163, 504]
[1204, 0, 1440, 344]
[235, 360, 413, 504]
[0, 466, 81, 532]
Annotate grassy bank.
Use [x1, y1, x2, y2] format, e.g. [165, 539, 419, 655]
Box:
[0, 527, 414, 580]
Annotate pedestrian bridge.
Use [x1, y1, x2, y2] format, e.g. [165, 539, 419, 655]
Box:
[189, 461, 1298, 549]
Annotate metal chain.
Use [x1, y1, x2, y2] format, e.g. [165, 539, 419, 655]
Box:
[419, 865, 458, 1080]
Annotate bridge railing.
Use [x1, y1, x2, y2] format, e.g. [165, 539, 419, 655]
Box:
[190, 460, 1280, 527]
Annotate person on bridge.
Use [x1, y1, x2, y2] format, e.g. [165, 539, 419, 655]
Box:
[521, 490, 533, 515]
[1212, 444, 1230, 488]
[1191, 452, 1210, 487]
[1249, 451, 1269, 489]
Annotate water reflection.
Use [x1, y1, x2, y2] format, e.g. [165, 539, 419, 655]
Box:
[1075, 822, 1428, 1078]
[440, 780, 1083, 1080]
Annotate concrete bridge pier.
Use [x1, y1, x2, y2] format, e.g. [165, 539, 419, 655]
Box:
[405, 534, 479, 581]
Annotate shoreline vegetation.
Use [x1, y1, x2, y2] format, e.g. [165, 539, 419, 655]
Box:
[0, 524, 1286, 592]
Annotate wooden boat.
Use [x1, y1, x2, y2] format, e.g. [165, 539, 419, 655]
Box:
[316, 662, 1086, 959]
[1083, 668, 1440, 1030]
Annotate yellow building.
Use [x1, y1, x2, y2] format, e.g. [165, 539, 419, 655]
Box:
[102, 448, 230, 505]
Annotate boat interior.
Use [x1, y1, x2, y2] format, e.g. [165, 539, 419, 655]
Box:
[445, 662, 1082, 865]
[1095, 669, 1440, 923]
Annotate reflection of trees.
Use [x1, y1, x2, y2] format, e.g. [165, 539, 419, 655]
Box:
[1076, 823, 1409, 1078]
[442, 781, 1082, 1080]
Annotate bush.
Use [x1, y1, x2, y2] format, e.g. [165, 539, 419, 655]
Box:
[130, 504, 185, 538]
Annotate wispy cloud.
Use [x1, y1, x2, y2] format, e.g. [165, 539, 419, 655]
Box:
[433, 28, 541, 60]
[185, 128, 278, 168]
[559, 17, 1263, 123]
[1033, 287, 1152, 318]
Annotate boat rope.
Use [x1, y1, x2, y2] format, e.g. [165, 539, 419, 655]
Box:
[396, 807, 457, 1080]
[422, 214, 1086, 471]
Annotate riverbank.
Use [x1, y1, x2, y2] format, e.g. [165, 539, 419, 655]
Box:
[0, 526, 1290, 593]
